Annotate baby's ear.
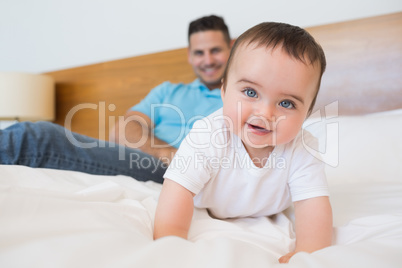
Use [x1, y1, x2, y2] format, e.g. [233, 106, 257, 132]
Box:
[220, 83, 226, 100]
[230, 39, 236, 48]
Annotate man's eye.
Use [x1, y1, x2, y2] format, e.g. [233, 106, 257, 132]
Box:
[244, 89, 257, 98]
[279, 100, 294, 109]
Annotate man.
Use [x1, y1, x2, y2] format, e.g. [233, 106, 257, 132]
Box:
[111, 15, 231, 163]
[0, 15, 232, 184]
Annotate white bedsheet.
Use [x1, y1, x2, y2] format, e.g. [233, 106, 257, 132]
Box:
[1, 165, 401, 268]
[2, 109, 402, 267]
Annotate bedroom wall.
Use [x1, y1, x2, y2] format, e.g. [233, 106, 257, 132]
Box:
[1, 0, 401, 74]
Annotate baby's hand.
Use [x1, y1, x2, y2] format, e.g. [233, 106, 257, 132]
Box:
[278, 252, 296, 263]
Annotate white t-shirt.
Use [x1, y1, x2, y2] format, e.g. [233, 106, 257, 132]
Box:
[164, 108, 329, 219]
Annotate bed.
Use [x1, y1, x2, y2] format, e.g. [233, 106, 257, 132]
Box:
[1, 12, 402, 268]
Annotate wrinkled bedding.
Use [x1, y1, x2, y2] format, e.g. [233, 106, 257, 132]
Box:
[1, 109, 402, 268]
[0, 165, 401, 268]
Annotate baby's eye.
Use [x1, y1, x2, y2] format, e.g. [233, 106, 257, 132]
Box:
[279, 100, 294, 109]
[244, 89, 258, 98]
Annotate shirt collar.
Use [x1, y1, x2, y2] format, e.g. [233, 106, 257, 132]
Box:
[193, 79, 221, 96]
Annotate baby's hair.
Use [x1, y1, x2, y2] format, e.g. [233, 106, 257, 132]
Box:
[222, 22, 326, 115]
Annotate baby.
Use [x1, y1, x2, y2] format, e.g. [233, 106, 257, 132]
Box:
[154, 22, 333, 264]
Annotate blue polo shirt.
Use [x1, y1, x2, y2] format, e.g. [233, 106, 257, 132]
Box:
[130, 79, 223, 148]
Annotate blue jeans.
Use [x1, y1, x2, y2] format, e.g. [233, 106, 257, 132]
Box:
[0, 122, 166, 183]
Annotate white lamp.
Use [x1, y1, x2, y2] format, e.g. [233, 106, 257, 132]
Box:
[0, 72, 55, 122]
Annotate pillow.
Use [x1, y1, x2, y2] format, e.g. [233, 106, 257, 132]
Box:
[303, 108, 402, 185]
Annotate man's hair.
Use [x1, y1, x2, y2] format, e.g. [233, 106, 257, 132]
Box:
[222, 22, 326, 115]
[188, 15, 231, 45]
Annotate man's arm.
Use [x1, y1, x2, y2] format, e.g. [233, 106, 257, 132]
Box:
[110, 110, 177, 163]
[279, 196, 333, 263]
[154, 179, 195, 240]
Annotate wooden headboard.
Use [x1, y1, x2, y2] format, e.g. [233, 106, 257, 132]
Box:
[46, 12, 402, 140]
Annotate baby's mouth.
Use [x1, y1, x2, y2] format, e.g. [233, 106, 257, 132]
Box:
[247, 123, 272, 134]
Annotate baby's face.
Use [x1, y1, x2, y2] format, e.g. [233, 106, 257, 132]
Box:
[221, 44, 320, 157]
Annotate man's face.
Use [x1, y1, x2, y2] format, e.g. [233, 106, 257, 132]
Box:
[188, 30, 231, 90]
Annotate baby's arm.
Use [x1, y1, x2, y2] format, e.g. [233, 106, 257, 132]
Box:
[279, 196, 333, 263]
[154, 179, 195, 240]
